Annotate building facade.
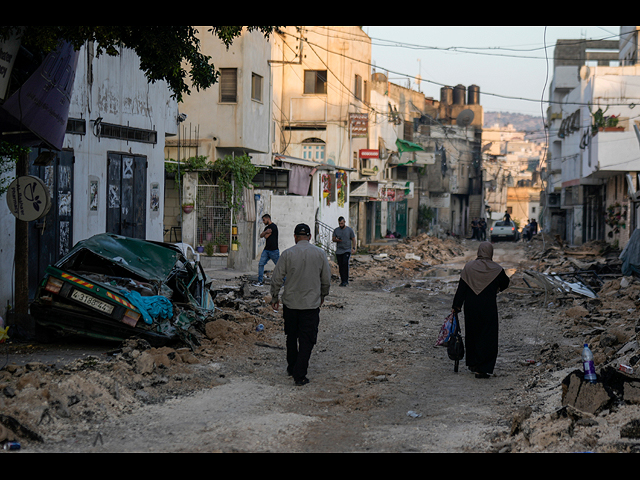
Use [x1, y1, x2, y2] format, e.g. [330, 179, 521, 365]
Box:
[0, 43, 178, 312]
[541, 35, 626, 245]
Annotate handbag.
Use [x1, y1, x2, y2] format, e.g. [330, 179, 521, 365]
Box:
[447, 315, 465, 373]
[435, 312, 456, 347]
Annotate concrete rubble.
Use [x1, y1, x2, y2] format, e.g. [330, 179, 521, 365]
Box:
[500, 233, 640, 453]
[1, 230, 640, 452]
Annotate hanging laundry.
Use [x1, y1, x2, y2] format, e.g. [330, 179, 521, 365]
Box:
[284, 162, 314, 196]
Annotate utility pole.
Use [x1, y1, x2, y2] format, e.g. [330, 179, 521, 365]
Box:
[13, 152, 30, 327]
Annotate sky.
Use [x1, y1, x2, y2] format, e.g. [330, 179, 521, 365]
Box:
[362, 26, 621, 117]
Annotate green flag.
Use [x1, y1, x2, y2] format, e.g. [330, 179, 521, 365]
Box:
[396, 139, 425, 165]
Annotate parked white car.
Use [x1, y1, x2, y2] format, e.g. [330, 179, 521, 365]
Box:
[490, 221, 519, 242]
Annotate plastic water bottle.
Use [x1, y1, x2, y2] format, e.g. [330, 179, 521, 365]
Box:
[582, 344, 597, 383]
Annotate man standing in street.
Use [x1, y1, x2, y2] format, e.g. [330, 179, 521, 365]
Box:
[254, 214, 279, 287]
[271, 224, 331, 387]
[332, 217, 356, 287]
[479, 218, 487, 241]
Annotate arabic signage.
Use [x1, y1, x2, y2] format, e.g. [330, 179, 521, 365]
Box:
[378, 182, 414, 202]
[350, 113, 369, 138]
[2, 41, 79, 150]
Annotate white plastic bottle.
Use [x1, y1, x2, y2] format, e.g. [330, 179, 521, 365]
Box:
[582, 344, 597, 383]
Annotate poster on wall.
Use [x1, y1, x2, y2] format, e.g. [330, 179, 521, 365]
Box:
[0, 30, 22, 101]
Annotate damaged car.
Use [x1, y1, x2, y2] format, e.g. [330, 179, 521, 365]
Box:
[30, 234, 216, 347]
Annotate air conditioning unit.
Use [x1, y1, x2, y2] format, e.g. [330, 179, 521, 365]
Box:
[547, 194, 561, 208]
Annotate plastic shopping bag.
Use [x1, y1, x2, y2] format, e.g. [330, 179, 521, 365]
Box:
[435, 312, 456, 347]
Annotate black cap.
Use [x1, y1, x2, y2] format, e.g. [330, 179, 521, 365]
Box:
[294, 224, 311, 236]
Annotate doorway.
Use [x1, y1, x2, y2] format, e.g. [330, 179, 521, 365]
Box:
[107, 153, 147, 239]
[28, 149, 74, 299]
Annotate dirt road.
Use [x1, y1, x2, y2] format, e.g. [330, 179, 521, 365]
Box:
[3, 238, 638, 453]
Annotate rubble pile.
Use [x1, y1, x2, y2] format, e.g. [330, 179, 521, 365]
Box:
[0, 284, 282, 448]
[349, 234, 465, 283]
[498, 233, 640, 453]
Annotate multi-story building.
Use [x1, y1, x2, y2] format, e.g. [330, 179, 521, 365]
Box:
[270, 26, 371, 246]
[164, 27, 274, 271]
[482, 123, 544, 229]
[415, 84, 485, 238]
[542, 35, 623, 244]
[168, 26, 374, 271]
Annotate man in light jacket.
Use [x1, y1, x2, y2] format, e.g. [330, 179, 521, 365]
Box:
[271, 224, 331, 386]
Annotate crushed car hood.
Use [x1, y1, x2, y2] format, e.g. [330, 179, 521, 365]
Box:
[32, 234, 216, 347]
[64, 234, 183, 283]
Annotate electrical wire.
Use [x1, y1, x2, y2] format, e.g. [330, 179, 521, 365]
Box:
[288, 28, 638, 110]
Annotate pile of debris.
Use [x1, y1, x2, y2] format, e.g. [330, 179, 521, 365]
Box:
[349, 234, 465, 283]
[0, 281, 282, 450]
[499, 233, 640, 452]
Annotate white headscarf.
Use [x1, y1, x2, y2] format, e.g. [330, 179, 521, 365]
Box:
[461, 242, 504, 295]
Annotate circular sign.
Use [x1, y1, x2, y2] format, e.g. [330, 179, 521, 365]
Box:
[6, 176, 52, 222]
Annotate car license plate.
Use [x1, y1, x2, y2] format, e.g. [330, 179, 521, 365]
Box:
[71, 290, 115, 315]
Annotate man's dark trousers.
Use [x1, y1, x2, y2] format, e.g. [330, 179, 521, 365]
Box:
[336, 252, 351, 285]
[283, 306, 320, 382]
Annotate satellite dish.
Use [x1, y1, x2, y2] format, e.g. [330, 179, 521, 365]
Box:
[456, 109, 475, 128]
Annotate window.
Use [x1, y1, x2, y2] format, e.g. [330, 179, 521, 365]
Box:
[253, 168, 289, 193]
[97, 121, 157, 144]
[304, 70, 327, 95]
[251, 73, 263, 102]
[220, 68, 237, 103]
[354, 74, 362, 100]
[302, 139, 326, 162]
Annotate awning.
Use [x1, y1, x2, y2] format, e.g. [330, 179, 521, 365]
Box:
[390, 151, 435, 166]
[273, 154, 335, 171]
[350, 181, 380, 198]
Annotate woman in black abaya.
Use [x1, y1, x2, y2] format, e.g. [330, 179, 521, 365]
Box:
[452, 242, 510, 379]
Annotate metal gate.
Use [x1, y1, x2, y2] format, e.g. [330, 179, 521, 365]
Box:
[28, 149, 74, 299]
[196, 185, 231, 249]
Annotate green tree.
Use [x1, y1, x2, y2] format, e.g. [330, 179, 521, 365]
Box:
[212, 154, 260, 214]
[0, 26, 280, 102]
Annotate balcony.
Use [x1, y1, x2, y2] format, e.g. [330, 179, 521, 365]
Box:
[587, 129, 640, 177]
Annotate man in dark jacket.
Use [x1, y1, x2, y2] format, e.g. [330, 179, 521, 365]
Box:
[271, 224, 331, 386]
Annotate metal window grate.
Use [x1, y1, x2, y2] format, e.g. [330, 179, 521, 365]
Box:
[196, 185, 231, 248]
[98, 122, 157, 144]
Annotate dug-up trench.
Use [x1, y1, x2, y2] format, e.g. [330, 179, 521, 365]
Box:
[2, 233, 640, 453]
